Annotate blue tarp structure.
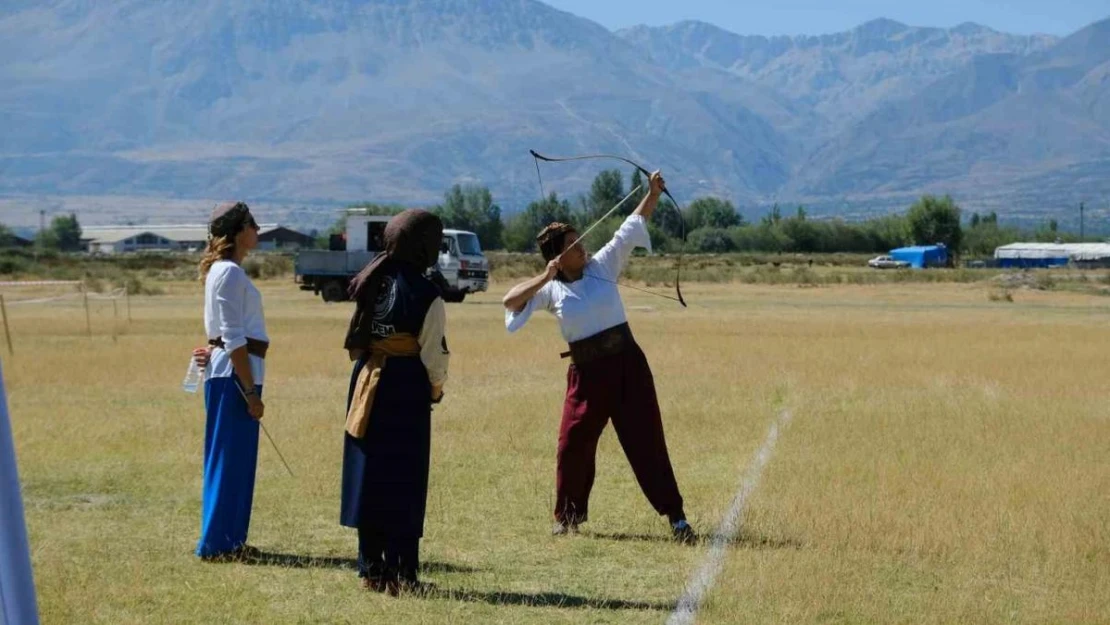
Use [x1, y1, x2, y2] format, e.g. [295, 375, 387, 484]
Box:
[996, 256, 1069, 269]
[890, 245, 948, 269]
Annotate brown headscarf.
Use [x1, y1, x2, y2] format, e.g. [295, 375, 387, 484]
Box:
[344, 209, 444, 350]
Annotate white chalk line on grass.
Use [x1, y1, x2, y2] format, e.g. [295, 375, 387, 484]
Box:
[667, 408, 794, 625]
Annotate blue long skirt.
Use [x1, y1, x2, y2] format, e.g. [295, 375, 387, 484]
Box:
[196, 377, 261, 558]
[340, 356, 431, 537]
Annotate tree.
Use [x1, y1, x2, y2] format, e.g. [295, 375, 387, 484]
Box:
[906, 195, 962, 262]
[0, 224, 14, 248]
[963, 218, 1022, 257]
[502, 192, 575, 252]
[781, 212, 820, 253]
[435, 184, 503, 250]
[864, 214, 911, 251]
[685, 197, 743, 231]
[34, 214, 81, 251]
[654, 198, 683, 242]
[588, 169, 625, 221]
[628, 169, 647, 209]
[687, 227, 735, 253]
[34, 229, 59, 250]
[761, 204, 783, 227]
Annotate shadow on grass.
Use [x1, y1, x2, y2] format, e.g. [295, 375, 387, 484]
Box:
[241, 551, 481, 574]
[430, 587, 674, 611]
[586, 530, 804, 550]
[236, 552, 669, 611]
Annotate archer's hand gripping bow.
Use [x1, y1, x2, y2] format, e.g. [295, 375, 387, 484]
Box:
[530, 149, 687, 308]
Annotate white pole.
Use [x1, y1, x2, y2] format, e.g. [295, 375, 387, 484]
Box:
[0, 359, 40, 625]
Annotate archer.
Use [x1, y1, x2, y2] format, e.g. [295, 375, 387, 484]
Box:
[501, 170, 695, 543]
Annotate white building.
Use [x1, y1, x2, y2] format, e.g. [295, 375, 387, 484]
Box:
[83, 224, 314, 254]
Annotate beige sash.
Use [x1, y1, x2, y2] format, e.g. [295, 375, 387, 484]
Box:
[345, 334, 421, 439]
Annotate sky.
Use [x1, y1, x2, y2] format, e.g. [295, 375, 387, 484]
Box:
[542, 0, 1109, 37]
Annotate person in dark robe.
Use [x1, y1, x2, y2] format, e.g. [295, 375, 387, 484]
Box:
[341, 209, 450, 594]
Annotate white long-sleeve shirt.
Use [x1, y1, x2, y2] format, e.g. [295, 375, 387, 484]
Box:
[204, 260, 269, 385]
[505, 214, 651, 343]
[418, 297, 449, 388]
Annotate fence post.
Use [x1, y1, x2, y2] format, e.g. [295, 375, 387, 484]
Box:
[0, 294, 12, 356]
[82, 283, 92, 338]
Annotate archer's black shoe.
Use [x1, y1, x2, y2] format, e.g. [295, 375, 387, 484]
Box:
[672, 519, 697, 544]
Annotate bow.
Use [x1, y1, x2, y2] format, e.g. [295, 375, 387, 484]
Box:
[530, 149, 687, 307]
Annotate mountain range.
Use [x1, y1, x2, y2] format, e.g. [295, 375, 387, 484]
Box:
[0, 0, 1107, 231]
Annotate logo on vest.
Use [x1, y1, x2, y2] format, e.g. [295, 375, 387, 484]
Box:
[371, 276, 397, 337]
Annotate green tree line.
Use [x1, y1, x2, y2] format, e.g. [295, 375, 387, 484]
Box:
[337, 171, 1091, 259]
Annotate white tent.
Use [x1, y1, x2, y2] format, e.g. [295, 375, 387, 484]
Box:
[0, 359, 39, 625]
[994, 242, 1110, 261]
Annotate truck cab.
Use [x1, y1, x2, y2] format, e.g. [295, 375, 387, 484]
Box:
[294, 213, 489, 303]
[437, 229, 489, 302]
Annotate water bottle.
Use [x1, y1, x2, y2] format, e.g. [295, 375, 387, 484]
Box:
[182, 358, 204, 393]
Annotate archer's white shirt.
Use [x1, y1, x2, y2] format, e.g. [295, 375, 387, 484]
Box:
[506, 214, 651, 343]
[205, 260, 269, 385]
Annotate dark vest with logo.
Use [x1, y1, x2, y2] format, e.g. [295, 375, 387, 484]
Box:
[345, 261, 440, 349]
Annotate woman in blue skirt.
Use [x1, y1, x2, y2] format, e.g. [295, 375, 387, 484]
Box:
[194, 201, 269, 561]
[341, 209, 449, 594]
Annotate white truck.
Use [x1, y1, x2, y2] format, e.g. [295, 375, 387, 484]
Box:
[294, 213, 489, 303]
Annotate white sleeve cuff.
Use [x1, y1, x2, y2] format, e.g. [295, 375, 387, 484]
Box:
[505, 297, 536, 333]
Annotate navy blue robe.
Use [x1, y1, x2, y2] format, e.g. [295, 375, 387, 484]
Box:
[340, 263, 439, 537]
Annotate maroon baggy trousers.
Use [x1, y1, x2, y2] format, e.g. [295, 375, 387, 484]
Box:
[555, 341, 685, 524]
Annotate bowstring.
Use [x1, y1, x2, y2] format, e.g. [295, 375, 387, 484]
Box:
[532, 153, 681, 305]
[531, 150, 687, 307]
[581, 268, 684, 303]
[533, 153, 546, 201]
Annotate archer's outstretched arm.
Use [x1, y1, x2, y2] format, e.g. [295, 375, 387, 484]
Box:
[633, 171, 665, 219]
[502, 260, 559, 313]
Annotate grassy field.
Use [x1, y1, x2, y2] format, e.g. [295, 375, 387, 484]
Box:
[3, 277, 1109, 624]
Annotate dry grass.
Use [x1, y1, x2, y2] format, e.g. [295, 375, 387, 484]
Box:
[3, 278, 1108, 624]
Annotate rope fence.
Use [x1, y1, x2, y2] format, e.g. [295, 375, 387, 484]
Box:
[0, 281, 132, 355]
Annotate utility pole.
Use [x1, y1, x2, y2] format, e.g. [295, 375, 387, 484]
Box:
[36, 209, 45, 259]
[1080, 202, 1085, 241]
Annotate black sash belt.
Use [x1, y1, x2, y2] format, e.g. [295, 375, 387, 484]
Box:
[560, 323, 634, 365]
[208, 337, 270, 359]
